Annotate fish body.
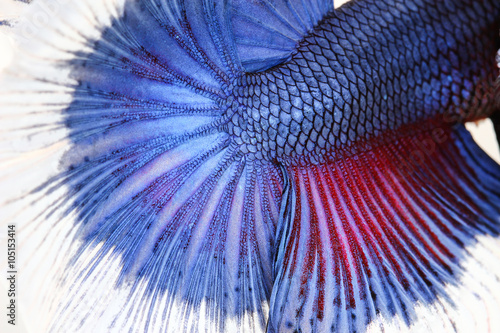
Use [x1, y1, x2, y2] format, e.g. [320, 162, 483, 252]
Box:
[233, 0, 500, 164]
[1, 0, 500, 332]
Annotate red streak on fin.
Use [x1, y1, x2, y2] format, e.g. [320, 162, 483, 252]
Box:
[269, 120, 500, 332]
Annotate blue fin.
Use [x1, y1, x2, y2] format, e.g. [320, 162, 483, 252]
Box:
[269, 123, 500, 332]
[231, 0, 334, 72]
[4, 0, 287, 331]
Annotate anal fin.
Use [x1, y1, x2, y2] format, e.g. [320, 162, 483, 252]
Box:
[269, 123, 500, 332]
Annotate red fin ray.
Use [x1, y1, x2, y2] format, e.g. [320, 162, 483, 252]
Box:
[269, 124, 500, 332]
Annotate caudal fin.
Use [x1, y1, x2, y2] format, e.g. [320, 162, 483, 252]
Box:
[0, 0, 282, 331]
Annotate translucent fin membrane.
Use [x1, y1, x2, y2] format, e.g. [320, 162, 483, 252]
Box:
[230, 0, 334, 72]
[269, 123, 500, 332]
[0, 2, 128, 330]
[45, 156, 284, 332]
[1, 0, 284, 331]
[2, 0, 500, 332]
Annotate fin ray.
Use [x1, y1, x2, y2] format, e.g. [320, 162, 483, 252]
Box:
[269, 124, 500, 332]
[231, 0, 334, 72]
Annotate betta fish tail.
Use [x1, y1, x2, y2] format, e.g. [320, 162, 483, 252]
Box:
[269, 121, 500, 332]
[3, 0, 500, 332]
[1, 0, 287, 331]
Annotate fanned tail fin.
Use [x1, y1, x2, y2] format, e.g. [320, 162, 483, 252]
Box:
[7, 0, 500, 332]
[0, 0, 286, 331]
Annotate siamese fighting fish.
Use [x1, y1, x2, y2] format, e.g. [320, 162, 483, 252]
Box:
[2, 0, 500, 332]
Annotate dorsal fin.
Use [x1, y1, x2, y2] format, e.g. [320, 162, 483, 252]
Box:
[231, 0, 334, 72]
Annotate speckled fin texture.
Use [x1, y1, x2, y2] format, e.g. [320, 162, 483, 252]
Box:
[28, 0, 287, 331]
[269, 123, 500, 332]
[2, 0, 500, 332]
[0, 0, 334, 332]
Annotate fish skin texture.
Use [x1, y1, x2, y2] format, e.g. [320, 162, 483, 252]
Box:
[231, 0, 500, 164]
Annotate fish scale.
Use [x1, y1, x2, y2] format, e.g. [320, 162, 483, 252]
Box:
[230, 0, 499, 165]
